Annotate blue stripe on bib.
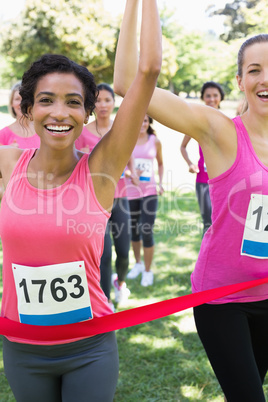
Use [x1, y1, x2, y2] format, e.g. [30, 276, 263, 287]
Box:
[19, 306, 92, 326]
[242, 239, 268, 258]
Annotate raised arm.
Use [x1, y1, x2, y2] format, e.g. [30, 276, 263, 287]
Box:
[113, 0, 232, 145]
[113, 0, 236, 184]
[89, 0, 162, 210]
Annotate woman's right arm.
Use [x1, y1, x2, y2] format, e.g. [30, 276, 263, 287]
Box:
[113, 1, 232, 146]
[89, 0, 162, 211]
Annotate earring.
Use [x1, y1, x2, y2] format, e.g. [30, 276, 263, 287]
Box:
[84, 117, 89, 124]
[28, 115, 33, 121]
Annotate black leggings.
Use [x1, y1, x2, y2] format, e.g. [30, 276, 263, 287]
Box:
[194, 300, 268, 402]
[195, 182, 212, 235]
[128, 195, 158, 247]
[100, 197, 130, 299]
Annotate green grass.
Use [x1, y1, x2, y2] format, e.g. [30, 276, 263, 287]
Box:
[113, 191, 224, 402]
[0, 191, 267, 401]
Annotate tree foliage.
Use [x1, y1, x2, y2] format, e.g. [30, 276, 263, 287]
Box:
[1, 0, 259, 98]
[1, 0, 118, 83]
[210, 0, 265, 42]
[243, 0, 268, 35]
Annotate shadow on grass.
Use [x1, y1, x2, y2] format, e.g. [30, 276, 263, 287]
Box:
[115, 316, 221, 401]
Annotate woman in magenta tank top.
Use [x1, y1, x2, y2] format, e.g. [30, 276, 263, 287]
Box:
[180, 82, 225, 236]
[115, 8, 268, 401]
[0, 1, 161, 400]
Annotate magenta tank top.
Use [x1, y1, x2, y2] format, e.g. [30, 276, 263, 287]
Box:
[0, 126, 40, 148]
[76, 127, 127, 198]
[196, 146, 209, 183]
[127, 134, 157, 200]
[191, 116, 268, 303]
[0, 149, 112, 344]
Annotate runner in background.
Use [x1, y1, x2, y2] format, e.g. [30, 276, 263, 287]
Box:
[0, 82, 40, 199]
[180, 81, 224, 236]
[76, 83, 139, 309]
[0, 81, 40, 148]
[126, 114, 164, 287]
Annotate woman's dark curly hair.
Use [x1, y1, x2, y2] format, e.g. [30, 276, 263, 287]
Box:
[20, 54, 98, 116]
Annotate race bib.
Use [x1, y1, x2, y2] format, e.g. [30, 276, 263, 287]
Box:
[135, 158, 153, 182]
[241, 194, 268, 258]
[13, 261, 92, 326]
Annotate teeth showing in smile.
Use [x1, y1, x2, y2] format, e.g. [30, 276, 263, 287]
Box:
[258, 91, 268, 98]
[46, 125, 72, 132]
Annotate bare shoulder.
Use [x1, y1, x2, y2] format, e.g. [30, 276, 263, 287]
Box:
[0, 146, 24, 163]
[155, 136, 163, 152]
[0, 147, 24, 182]
[213, 110, 236, 142]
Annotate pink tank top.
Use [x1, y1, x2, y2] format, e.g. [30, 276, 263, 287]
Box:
[0, 149, 112, 344]
[196, 146, 209, 183]
[191, 116, 268, 303]
[76, 127, 127, 198]
[75, 126, 100, 152]
[127, 134, 157, 200]
[0, 126, 40, 148]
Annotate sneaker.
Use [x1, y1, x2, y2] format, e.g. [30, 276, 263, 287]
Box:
[141, 271, 154, 287]
[111, 273, 130, 304]
[127, 262, 145, 279]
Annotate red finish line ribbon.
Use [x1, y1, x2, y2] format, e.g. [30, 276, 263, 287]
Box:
[1, 276, 268, 342]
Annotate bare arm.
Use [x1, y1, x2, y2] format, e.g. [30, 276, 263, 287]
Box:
[125, 155, 139, 186]
[89, 0, 162, 211]
[113, 0, 235, 151]
[180, 135, 199, 174]
[155, 137, 164, 195]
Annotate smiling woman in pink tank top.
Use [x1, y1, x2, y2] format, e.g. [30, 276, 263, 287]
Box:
[0, 1, 162, 400]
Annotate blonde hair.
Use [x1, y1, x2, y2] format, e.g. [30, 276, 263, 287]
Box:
[8, 81, 22, 118]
